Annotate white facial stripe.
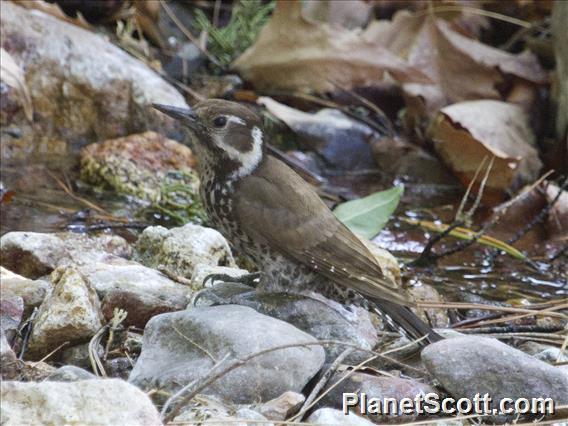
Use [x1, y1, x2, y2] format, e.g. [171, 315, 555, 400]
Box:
[212, 126, 263, 178]
[226, 116, 246, 126]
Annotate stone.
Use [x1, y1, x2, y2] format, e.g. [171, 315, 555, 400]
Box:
[1, 331, 21, 380]
[46, 365, 97, 382]
[77, 256, 190, 326]
[129, 305, 325, 404]
[134, 223, 236, 278]
[0, 267, 51, 317]
[80, 131, 200, 204]
[518, 341, 568, 364]
[194, 283, 378, 363]
[1, 1, 187, 161]
[1, 379, 161, 425]
[0, 231, 131, 279]
[20, 361, 57, 382]
[0, 295, 23, 340]
[104, 357, 133, 380]
[27, 267, 103, 360]
[61, 342, 103, 370]
[258, 391, 305, 421]
[191, 264, 249, 291]
[408, 282, 450, 329]
[307, 408, 375, 426]
[316, 372, 438, 423]
[422, 336, 568, 421]
[172, 394, 273, 426]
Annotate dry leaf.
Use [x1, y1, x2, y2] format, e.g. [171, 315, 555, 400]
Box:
[428, 100, 542, 199]
[12, 0, 91, 29]
[0, 48, 33, 122]
[233, 0, 430, 93]
[366, 10, 547, 121]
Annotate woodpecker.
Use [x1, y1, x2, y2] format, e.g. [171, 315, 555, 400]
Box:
[153, 100, 441, 345]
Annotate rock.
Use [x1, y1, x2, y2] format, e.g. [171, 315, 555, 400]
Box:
[316, 372, 438, 423]
[196, 284, 377, 363]
[20, 361, 57, 382]
[134, 223, 236, 278]
[80, 131, 201, 204]
[0, 232, 131, 279]
[27, 267, 103, 360]
[61, 342, 102, 370]
[0, 295, 23, 340]
[129, 305, 325, 404]
[258, 391, 305, 421]
[172, 394, 273, 426]
[0, 267, 50, 317]
[77, 256, 190, 326]
[422, 336, 568, 421]
[1, 379, 162, 425]
[46, 365, 97, 382]
[191, 264, 249, 291]
[518, 341, 568, 364]
[408, 282, 450, 329]
[1, 1, 187, 161]
[105, 357, 133, 379]
[1, 332, 21, 380]
[307, 408, 375, 426]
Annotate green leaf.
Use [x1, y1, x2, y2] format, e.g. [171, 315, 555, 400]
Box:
[333, 185, 404, 239]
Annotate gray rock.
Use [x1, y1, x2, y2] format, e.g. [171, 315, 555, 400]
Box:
[191, 264, 249, 291]
[61, 342, 103, 370]
[258, 391, 305, 421]
[129, 305, 325, 404]
[0, 295, 23, 340]
[518, 341, 568, 364]
[1, 1, 186, 162]
[1, 332, 21, 380]
[0, 379, 161, 425]
[194, 283, 377, 363]
[422, 336, 568, 421]
[77, 255, 190, 327]
[0, 231, 131, 279]
[307, 408, 375, 426]
[46, 365, 96, 382]
[316, 372, 438, 423]
[27, 267, 104, 360]
[134, 223, 236, 278]
[0, 267, 51, 317]
[172, 394, 273, 426]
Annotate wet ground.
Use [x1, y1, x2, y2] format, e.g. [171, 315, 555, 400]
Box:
[1, 156, 566, 308]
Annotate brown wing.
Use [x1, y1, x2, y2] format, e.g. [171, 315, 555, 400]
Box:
[235, 155, 413, 307]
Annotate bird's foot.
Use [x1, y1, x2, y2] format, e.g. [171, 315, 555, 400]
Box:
[202, 271, 263, 288]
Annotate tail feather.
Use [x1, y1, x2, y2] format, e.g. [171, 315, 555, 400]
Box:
[372, 298, 442, 347]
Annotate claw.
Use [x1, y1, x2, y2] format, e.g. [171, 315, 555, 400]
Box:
[202, 271, 263, 288]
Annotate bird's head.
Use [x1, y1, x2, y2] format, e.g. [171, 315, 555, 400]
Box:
[153, 99, 264, 179]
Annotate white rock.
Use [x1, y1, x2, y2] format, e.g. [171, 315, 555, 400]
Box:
[135, 224, 236, 278]
[27, 267, 103, 359]
[307, 408, 375, 425]
[1, 379, 161, 425]
[0, 267, 51, 316]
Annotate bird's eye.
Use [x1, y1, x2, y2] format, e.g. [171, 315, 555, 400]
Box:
[213, 116, 227, 128]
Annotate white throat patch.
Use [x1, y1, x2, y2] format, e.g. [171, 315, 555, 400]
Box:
[212, 126, 263, 179]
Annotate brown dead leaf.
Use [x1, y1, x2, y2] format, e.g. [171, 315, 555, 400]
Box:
[233, 0, 430, 93]
[366, 10, 547, 121]
[428, 100, 542, 200]
[12, 0, 91, 29]
[0, 48, 33, 122]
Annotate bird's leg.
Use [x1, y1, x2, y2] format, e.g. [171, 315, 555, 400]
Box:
[202, 271, 263, 288]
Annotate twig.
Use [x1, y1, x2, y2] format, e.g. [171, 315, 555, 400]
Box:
[36, 341, 69, 363]
[162, 338, 425, 423]
[158, 265, 193, 286]
[159, 0, 224, 69]
[458, 324, 566, 334]
[47, 170, 109, 215]
[507, 177, 567, 245]
[18, 307, 38, 360]
[417, 301, 568, 319]
[295, 348, 354, 421]
[103, 308, 128, 361]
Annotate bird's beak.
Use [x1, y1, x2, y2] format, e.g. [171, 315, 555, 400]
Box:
[152, 103, 199, 130]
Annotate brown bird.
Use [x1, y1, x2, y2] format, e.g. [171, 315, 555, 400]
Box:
[153, 100, 441, 345]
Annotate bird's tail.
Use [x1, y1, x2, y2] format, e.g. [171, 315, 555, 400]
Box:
[372, 298, 442, 347]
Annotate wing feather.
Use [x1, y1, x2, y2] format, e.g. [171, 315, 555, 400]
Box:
[235, 156, 413, 306]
